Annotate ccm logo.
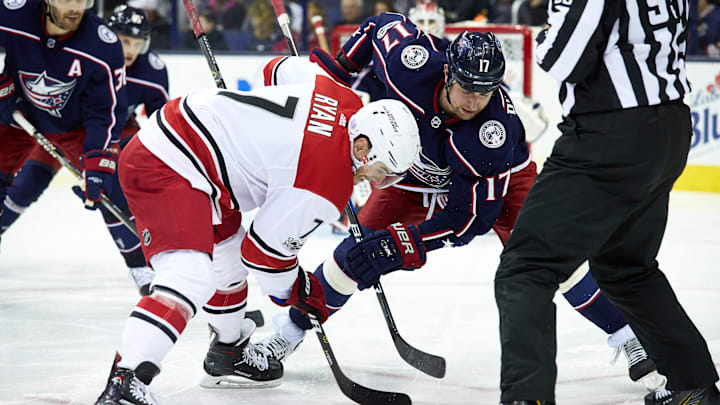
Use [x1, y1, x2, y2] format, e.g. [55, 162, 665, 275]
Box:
[0, 82, 15, 98]
[390, 223, 414, 254]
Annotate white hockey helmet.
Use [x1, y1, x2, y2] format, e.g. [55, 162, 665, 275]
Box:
[349, 99, 421, 188]
[408, 2, 445, 37]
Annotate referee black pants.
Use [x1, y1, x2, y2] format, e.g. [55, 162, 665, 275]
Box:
[495, 101, 718, 401]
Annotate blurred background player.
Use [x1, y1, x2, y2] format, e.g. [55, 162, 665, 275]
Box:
[261, 13, 664, 390]
[0, 4, 169, 295]
[94, 57, 421, 405]
[0, 0, 127, 255]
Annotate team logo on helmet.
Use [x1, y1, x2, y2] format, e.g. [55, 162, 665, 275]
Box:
[401, 45, 429, 70]
[19, 70, 77, 118]
[3, 0, 25, 10]
[478, 120, 506, 149]
[98, 25, 118, 43]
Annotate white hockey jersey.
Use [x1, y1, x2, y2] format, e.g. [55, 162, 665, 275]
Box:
[138, 58, 364, 298]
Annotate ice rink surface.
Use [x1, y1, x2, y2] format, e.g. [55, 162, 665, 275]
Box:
[1, 175, 719, 405]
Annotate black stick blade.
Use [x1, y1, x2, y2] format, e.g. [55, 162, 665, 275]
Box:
[392, 334, 446, 378]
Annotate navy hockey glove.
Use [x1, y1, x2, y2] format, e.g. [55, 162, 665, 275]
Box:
[271, 268, 329, 323]
[344, 222, 427, 290]
[309, 48, 352, 86]
[77, 148, 118, 209]
[0, 73, 18, 125]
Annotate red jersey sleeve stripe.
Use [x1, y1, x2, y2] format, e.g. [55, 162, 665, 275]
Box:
[263, 56, 289, 86]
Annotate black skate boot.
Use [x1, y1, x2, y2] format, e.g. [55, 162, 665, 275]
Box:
[200, 318, 283, 388]
[95, 354, 161, 405]
[644, 385, 720, 405]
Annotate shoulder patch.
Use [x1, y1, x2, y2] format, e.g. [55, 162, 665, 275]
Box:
[376, 20, 401, 39]
[401, 45, 429, 69]
[3, 0, 25, 10]
[148, 52, 165, 70]
[478, 120, 506, 149]
[98, 25, 118, 43]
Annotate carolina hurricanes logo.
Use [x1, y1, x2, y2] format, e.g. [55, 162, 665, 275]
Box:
[18, 70, 77, 118]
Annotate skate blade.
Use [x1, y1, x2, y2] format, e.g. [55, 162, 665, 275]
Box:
[639, 371, 666, 392]
[200, 374, 282, 389]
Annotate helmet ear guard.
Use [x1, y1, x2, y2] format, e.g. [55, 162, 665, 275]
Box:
[445, 31, 505, 94]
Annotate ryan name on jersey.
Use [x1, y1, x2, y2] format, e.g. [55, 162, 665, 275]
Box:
[306, 93, 339, 137]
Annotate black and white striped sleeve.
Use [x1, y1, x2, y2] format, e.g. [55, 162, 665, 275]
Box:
[535, 0, 619, 84]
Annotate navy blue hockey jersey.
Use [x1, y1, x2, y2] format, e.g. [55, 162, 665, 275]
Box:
[125, 50, 168, 124]
[0, 0, 127, 152]
[341, 13, 531, 250]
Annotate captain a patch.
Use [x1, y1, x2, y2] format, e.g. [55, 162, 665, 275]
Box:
[478, 120, 506, 149]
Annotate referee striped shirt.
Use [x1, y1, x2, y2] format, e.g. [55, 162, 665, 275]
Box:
[535, 0, 691, 117]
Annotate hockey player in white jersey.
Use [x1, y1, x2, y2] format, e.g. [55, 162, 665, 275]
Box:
[94, 57, 421, 405]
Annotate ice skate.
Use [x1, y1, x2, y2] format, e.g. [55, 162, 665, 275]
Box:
[257, 312, 305, 361]
[95, 355, 161, 405]
[200, 318, 283, 388]
[610, 325, 666, 391]
[644, 385, 719, 405]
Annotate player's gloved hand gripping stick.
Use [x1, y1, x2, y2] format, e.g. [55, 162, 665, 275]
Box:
[271, 0, 447, 381]
[11, 110, 139, 238]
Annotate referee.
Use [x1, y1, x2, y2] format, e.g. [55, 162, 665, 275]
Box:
[494, 1, 719, 404]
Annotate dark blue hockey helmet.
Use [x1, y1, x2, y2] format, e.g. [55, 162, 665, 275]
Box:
[107, 5, 151, 53]
[445, 31, 505, 94]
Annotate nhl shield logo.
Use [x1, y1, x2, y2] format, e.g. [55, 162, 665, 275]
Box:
[142, 228, 151, 246]
[401, 45, 429, 69]
[19, 71, 77, 118]
[478, 120, 506, 149]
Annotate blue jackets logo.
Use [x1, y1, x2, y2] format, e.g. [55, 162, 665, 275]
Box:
[478, 120, 506, 149]
[19, 70, 77, 118]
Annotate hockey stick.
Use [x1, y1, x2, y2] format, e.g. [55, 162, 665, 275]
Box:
[345, 202, 447, 378]
[266, 0, 414, 400]
[269, 0, 299, 56]
[311, 15, 330, 54]
[269, 0, 445, 380]
[12, 110, 139, 238]
[182, 0, 267, 328]
[183, 0, 226, 89]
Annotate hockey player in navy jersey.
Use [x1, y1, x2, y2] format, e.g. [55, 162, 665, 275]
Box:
[258, 13, 664, 390]
[0, 4, 168, 295]
[0, 0, 126, 247]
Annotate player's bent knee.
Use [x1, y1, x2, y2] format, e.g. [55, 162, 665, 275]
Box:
[149, 249, 217, 316]
[211, 228, 249, 288]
